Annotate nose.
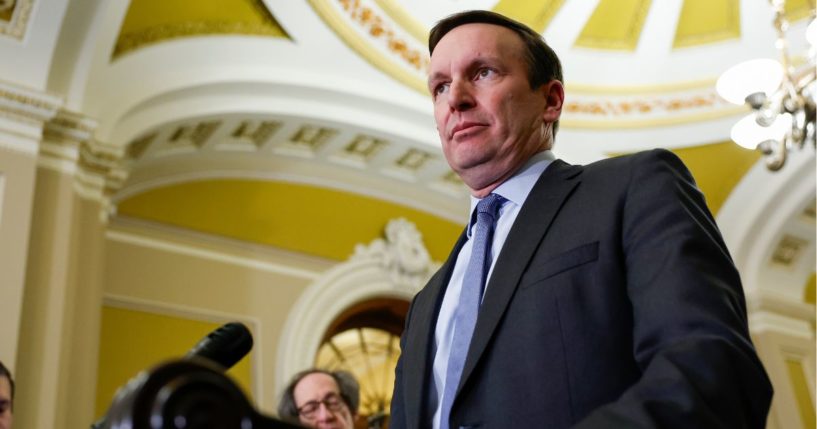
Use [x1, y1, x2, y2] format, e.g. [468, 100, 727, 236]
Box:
[315, 402, 335, 422]
[447, 78, 475, 112]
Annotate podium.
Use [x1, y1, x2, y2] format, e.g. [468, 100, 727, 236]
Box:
[96, 358, 304, 429]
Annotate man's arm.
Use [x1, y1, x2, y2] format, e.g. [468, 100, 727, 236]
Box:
[575, 149, 772, 428]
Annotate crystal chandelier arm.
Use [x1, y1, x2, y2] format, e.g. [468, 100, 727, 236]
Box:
[758, 138, 787, 170]
[719, 0, 815, 171]
[771, 0, 797, 99]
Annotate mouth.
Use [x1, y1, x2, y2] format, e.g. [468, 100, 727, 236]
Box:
[450, 121, 487, 139]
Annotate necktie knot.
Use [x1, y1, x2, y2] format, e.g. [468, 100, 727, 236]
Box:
[474, 193, 504, 225]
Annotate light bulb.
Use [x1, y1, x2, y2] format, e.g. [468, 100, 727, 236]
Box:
[716, 59, 784, 105]
[730, 112, 792, 149]
[807, 18, 817, 46]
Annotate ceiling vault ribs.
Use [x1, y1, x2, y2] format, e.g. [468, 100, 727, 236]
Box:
[112, 0, 290, 59]
[574, 0, 653, 51]
[493, 0, 567, 33]
[674, 0, 740, 48]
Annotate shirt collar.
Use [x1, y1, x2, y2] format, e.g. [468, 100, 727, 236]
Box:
[466, 150, 555, 237]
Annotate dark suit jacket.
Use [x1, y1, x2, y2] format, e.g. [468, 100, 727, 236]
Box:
[389, 149, 772, 429]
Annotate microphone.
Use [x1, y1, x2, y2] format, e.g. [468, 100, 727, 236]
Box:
[91, 321, 254, 429]
[185, 321, 254, 369]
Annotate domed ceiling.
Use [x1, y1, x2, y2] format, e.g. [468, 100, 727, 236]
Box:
[42, 0, 812, 297]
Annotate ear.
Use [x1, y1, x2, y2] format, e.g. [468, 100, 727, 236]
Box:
[541, 80, 564, 123]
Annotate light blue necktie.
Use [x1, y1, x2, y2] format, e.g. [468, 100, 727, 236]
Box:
[439, 193, 504, 429]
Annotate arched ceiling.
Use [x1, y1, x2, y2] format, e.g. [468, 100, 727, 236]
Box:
[18, 0, 813, 297]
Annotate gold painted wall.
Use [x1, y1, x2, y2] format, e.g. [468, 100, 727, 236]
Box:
[116, 180, 463, 262]
[102, 223, 327, 415]
[670, 141, 761, 215]
[786, 359, 816, 429]
[95, 307, 254, 418]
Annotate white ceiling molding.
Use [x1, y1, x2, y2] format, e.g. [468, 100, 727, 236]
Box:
[718, 149, 816, 302]
[0, 80, 61, 155]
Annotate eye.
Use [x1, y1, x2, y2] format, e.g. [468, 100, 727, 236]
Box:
[476, 67, 495, 79]
[433, 82, 449, 98]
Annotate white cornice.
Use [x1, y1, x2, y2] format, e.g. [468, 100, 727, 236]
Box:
[747, 288, 816, 324]
[105, 228, 323, 281]
[749, 311, 814, 340]
[0, 80, 61, 122]
[0, 80, 62, 155]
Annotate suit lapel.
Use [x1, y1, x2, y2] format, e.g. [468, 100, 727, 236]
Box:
[456, 160, 583, 396]
[402, 231, 468, 429]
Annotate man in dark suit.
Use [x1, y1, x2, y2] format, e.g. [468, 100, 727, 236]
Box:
[389, 10, 772, 429]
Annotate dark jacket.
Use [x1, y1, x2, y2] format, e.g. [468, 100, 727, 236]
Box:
[389, 149, 772, 429]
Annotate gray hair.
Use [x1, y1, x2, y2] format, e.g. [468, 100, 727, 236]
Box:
[277, 368, 359, 422]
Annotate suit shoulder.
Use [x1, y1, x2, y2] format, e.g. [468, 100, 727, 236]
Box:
[584, 148, 690, 176]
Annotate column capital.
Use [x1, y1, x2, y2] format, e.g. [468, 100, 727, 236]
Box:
[41, 109, 130, 219]
[0, 80, 62, 154]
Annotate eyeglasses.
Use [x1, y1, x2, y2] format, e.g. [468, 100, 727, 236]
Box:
[296, 392, 346, 419]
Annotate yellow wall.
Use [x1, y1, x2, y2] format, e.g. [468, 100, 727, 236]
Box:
[95, 306, 254, 418]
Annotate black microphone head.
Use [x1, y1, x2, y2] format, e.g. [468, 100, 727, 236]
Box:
[185, 322, 253, 369]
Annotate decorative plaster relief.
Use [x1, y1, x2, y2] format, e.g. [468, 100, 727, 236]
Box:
[0, 0, 30, 39]
[351, 217, 437, 292]
[771, 235, 810, 268]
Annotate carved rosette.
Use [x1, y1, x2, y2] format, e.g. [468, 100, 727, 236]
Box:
[352, 217, 438, 292]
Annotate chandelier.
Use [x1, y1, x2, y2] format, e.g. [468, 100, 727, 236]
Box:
[716, 0, 816, 171]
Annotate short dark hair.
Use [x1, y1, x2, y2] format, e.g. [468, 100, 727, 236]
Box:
[277, 368, 359, 422]
[429, 10, 564, 136]
[0, 360, 13, 410]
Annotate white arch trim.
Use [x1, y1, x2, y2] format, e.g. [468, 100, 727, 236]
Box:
[718, 149, 816, 300]
[275, 218, 438, 395]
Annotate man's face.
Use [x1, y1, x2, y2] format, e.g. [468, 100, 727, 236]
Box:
[428, 23, 563, 197]
[0, 376, 11, 429]
[293, 373, 355, 429]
